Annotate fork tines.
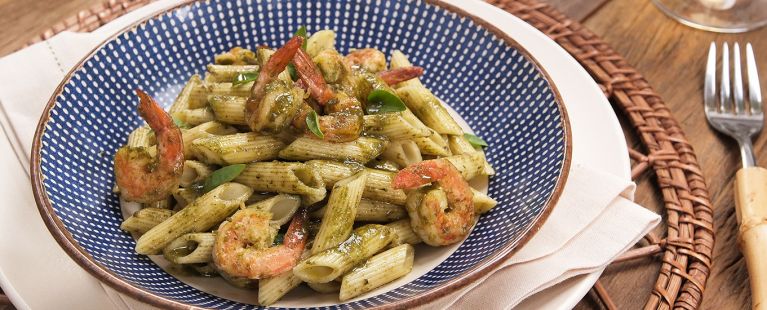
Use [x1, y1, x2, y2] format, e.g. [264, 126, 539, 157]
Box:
[705, 42, 763, 116]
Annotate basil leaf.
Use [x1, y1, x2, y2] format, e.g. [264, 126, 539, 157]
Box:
[201, 164, 247, 193]
[287, 63, 299, 81]
[464, 133, 488, 148]
[294, 25, 308, 50]
[305, 110, 324, 139]
[232, 71, 258, 86]
[172, 116, 189, 129]
[366, 89, 407, 114]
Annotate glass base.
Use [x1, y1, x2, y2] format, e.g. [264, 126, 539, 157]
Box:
[652, 0, 767, 33]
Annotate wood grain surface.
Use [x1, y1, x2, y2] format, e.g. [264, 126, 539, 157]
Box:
[1, 0, 766, 309]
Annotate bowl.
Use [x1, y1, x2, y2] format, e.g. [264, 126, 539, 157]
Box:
[31, 0, 571, 308]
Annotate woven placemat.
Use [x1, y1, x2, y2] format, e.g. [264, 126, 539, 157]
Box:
[7, 0, 714, 309]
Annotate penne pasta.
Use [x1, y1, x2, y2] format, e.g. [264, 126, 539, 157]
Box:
[279, 136, 387, 164]
[307, 160, 407, 205]
[312, 171, 368, 254]
[444, 152, 487, 181]
[292, 224, 393, 283]
[162, 233, 216, 264]
[120, 208, 173, 236]
[306, 29, 336, 58]
[307, 281, 341, 294]
[127, 126, 155, 148]
[135, 182, 253, 254]
[234, 161, 327, 206]
[205, 64, 259, 83]
[191, 132, 286, 165]
[173, 107, 216, 126]
[363, 110, 432, 140]
[381, 139, 423, 168]
[339, 244, 414, 301]
[258, 269, 303, 306]
[396, 85, 463, 135]
[172, 188, 200, 210]
[448, 135, 495, 176]
[169, 74, 206, 115]
[179, 160, 213, 188]
[246, 194, 301, 227]
[141, 198, 173, 210]
[208, 95, 247, 125]
[472, 189, 498, 214]
[206, 82, 252, 97]
[413, 129, 451, 156]
[385, 219, 423, 246]
[181, 121, 238, 157]
[312, 199, 407, 223]
[388, 50, 424, 89]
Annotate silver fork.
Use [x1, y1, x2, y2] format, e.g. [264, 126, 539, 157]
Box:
[705, 42, 767, 308]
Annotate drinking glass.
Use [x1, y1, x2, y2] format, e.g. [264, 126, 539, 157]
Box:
[652, 0, 767, 33]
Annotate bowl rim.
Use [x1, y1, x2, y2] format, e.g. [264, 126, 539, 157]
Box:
[29, 0, 572, 308]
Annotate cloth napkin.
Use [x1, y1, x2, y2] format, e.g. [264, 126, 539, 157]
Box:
[0, 1, 660, 308]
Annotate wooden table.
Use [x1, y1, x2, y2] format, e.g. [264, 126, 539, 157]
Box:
[1, 0, 765, 309]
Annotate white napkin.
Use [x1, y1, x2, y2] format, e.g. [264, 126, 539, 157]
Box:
[0, 1, 660, 308]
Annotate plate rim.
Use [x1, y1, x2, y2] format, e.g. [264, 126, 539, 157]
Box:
[28, 0, 572, 308]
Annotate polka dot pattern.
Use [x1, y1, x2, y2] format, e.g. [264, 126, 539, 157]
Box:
[37, 0, 567, 308]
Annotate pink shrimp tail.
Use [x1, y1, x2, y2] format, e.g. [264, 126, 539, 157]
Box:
[378, 66, 424, 85]
[293, 48, 335, 105]
[392, 160, 449, 189]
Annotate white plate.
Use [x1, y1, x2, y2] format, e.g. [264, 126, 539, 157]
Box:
[0, 0, 629, 308]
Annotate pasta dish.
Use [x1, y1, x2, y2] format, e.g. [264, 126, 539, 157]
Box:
[114, 28, 496, 305]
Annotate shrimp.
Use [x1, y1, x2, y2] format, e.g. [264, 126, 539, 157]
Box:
[392, 159, 475, 246]
[245, 36, 303, 132]
[346, 48, 387, 73]
[293, 48, 335, 105]
[292, 93, 363, 142]
[114, 89, 184, 203]
[213, 207, 308, 279]
[378, 66, 424, 86]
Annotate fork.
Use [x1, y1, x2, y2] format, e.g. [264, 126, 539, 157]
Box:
[705, 42, 766, 309]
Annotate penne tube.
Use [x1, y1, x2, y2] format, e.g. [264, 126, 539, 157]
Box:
[257, 47, 276, 66]
[306, 29, 336, 58]
[179, 160, 213, 188]
[292, 224, 393, 283]
[206, 82, 253, 97]
[312, 199, 406, 223]
[173, 107, 216, 126]
[396, 85, 463, 135]
[385, 219, 422, 246]
[162, 232, 216, 264]
[120, 208, 173, 236]
[191, 132, 286, 165]
[258, 269, 303, 306]
[169, 74, 206, 115]
[307, 281, 341, 294]
[247, 194, 301, 227]
[173, 188, 200, 210]
[444, 153, 487, 181]
[413, 129, 451, 156]
[135, 182, 253, 254]
[279, 136, 387, 164]
[381, 140, 423, 168]
[208, 95, 247, 125]
[142, 198, 173, 210]
[448, 135, 495, 175]
[181, 121, 238, 157]
[339, 244, 414, 301]
[234, 162, 327, 206]
[472, 189, 498, 214]
[363, 110, 431, 140]
[312, 171, 368, 254]
[205, 64, 259, 83]
[307, 160, 407, 205]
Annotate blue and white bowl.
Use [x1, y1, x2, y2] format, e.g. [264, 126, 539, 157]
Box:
[31, 0, 571, 308]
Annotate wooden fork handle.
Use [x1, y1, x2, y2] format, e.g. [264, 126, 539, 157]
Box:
[735, 167, 767, 309]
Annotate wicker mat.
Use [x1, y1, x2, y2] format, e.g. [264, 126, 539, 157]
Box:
[7, 0, 714, 309]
